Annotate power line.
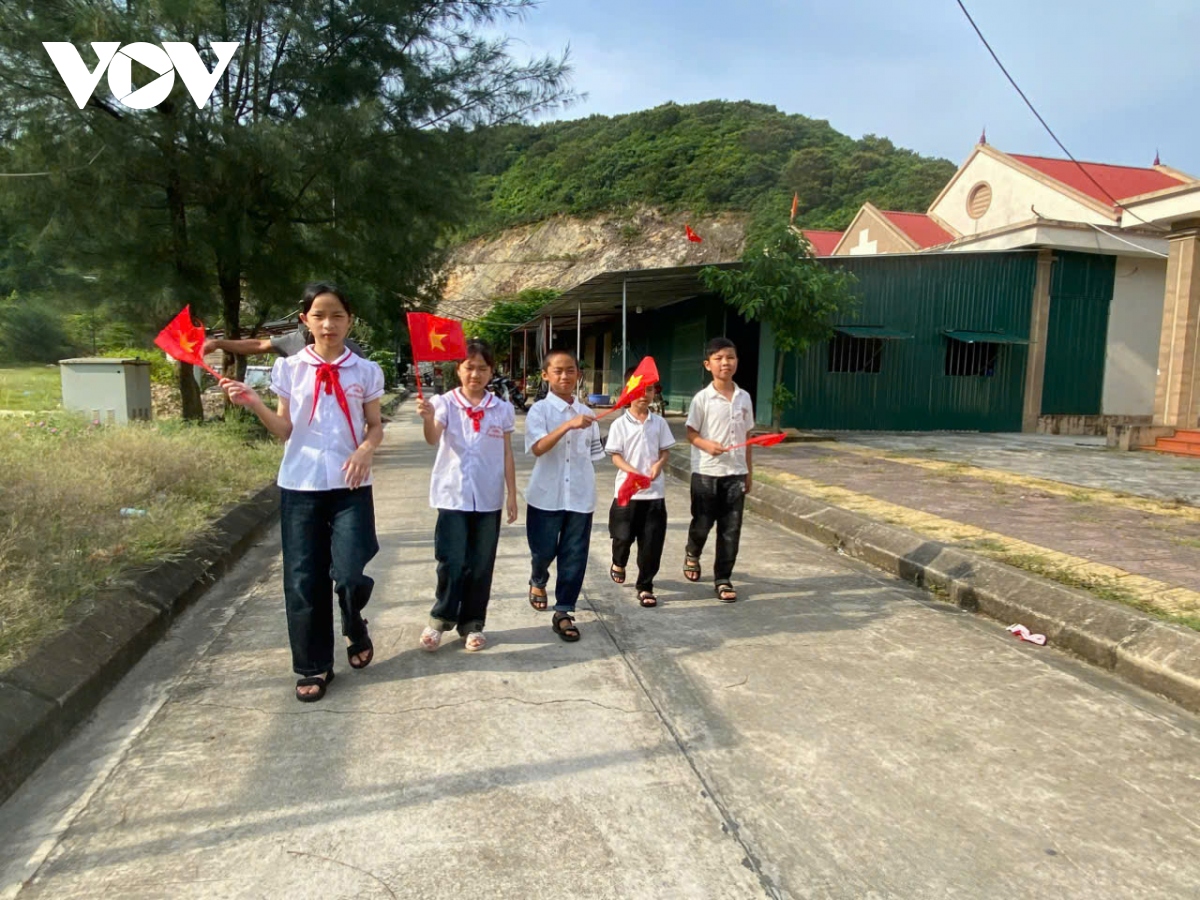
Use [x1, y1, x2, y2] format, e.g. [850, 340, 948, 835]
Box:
[953, 0, 1159, 229]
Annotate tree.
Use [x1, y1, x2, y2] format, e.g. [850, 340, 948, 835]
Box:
[465, 287, 558, 367]
[0, 0, 572, 418]
[699, 226, 858, 428]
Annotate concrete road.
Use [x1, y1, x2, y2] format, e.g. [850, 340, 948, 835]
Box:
[1, 414, 1198, 900]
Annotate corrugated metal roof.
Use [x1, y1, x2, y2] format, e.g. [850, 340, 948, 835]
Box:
[802, 230, 844, 256]
[880, 211, 954, 249]
[1009, 154, 1191, 205]
[942, 329, 1029, 344]
[834, 325, 914, 339]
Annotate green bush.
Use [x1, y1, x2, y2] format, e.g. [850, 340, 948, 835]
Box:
[367, 350, 399, 390]
[0, 298, 74, 363]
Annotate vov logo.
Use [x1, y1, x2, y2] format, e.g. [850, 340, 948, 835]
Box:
[42, 42, 239, 110]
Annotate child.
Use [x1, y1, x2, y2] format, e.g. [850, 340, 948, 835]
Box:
[605, 373, 675, 608]
[221, 283, 385, 702]
[524, 348, 604, 641]
[415, 340, 517, 652]
[684, 337, 753, 603]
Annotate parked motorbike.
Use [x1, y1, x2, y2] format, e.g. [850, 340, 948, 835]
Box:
[486, 374, 527, 411]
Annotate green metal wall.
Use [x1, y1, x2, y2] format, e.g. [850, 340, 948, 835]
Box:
[780, 252, 1040, 431]
[1040, 251, 1116, 416]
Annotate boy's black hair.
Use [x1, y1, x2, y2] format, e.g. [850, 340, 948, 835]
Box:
[462, 339, 495, 370]
[704, 336, 736, 358]
[542, 346, 579, 370]
[301, 281, 351, 315]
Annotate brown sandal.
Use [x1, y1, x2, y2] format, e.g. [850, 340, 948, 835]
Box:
[529, 586, 548, 611]
[638, 591, 658, 608]
[552, 612, 580, 642]
[683, 556, 701, 582]
[610, 563, 626, 584]
[715, 582, 738, 603]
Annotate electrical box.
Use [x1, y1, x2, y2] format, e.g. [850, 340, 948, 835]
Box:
[59, 358, 153, 425]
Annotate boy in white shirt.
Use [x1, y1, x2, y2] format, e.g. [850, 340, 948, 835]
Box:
[605, 373, 675, 607]
[684, 337, 754, 603]
[525, 349, 605, 642]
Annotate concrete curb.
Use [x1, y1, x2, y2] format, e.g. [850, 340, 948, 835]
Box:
[667, 452, 1200, 715]
[0, 483, 281, 805]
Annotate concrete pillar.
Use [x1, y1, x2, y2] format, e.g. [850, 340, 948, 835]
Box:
[1153, 226, 1200, 427]
[1022, 249, 1054, 432]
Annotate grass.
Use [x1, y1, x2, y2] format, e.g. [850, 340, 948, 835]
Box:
[0, 413, 282, 672]
[0, 365, 62, 411]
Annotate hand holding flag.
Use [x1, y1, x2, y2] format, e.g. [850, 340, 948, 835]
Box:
[155, 306, 220, 378]
[723, 432, 787, 453]
[616, 473, 652, 507]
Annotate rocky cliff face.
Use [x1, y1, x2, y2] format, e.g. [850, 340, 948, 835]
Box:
[440, 207, 749, 318]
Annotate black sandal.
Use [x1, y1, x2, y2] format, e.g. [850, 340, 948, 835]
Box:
[295, 670, 334, 703]
[683, 556, 701, 582]
[529, 586, 548, 611]
[610, 563, 626, 584]
[715, 582, 738, 603]
[347, 620, 373, 670]
[638, 591, 658, 608]
[552, 611, 581, 642]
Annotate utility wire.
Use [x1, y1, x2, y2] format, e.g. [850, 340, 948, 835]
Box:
[954, 0, 1160, 229]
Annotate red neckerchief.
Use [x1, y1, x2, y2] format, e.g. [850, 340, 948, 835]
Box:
[305, 348, 358, 445]
[452, 389, 493, 432]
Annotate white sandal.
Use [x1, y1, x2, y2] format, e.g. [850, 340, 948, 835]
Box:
[419, 626, 442, 652]
[464, 631, 487, 652]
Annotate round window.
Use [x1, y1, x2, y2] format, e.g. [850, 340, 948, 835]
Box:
[967, 182, 992, 219]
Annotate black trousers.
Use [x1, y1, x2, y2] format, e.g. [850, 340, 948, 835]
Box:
[608, 498, 668, 592]
[431, 509, 502, 635]
[685, 474, 746, 584]
[280, 487, 378, 677]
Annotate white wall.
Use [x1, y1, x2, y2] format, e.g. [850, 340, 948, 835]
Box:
[931, 152, 1116, 236]
[1102, 256, 1167, 415]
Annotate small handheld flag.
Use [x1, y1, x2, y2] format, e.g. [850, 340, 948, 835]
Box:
[685, 224, 703, 243]
[597, 356, 660, 420]
[790, 192, 799, 222]
[154, 306, 220, 378]
[616, 473, 652, 507]
[407, 312, 468, 399]
[724, 432, 787, 452]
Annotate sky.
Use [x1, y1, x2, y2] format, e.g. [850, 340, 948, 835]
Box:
[498, 0, 1200, 175]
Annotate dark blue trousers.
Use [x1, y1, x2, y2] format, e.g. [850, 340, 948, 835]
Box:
[430, 509, 502, 634]
[526, 505, 593, 613]
[280, 487, 378, 676]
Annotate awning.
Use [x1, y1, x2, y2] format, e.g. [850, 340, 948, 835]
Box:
[942, 330, 1029, 345]
[834, 326, 914, 340]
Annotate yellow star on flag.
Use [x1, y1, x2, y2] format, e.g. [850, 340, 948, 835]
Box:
[429, 329, 447, 351]
[179, 334, 198, 354]
[625, 373, 642, 392]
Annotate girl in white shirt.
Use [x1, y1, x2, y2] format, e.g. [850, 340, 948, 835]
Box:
[415, 340, 517, 652]
[221, 283, 385, 703]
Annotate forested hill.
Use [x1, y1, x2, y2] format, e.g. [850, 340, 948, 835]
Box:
[458, 100, 957, 239]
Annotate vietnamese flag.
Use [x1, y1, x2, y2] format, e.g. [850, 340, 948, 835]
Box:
[154, 306, 220, 378]
[598, 356, 659, 419]
[616, 473, 652, 507]
[407, 312, 468, 361]
[790, 192, 799, 222]
[726, 432, 787, 452]
[685, 224, 703, 243]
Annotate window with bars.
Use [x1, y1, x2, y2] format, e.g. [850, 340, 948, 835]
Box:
[827, 333, 883, 374]
[944, 339, 998, 377]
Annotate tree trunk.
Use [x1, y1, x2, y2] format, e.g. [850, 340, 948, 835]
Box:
[178, 362, 204, 421]
[772, 350, 786, 430]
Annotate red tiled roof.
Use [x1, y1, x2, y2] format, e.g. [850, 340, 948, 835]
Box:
[1008, 154, 1189, 206]
[801, 230, 843, 256]
[879, 211, 954, 249]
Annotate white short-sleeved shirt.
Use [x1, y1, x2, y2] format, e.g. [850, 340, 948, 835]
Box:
[686, 382, 754, 477]
[429, 389, 515, 512]
[270, 347, 385, 491]
[524, 393, 605, 513]
[605, 411, 676, 501]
